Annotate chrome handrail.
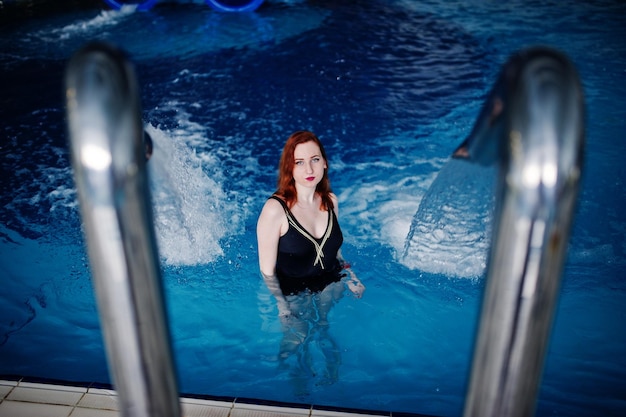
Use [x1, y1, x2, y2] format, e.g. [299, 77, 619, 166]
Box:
[65, 42, 181, 417]
[454, 47, 585, 417]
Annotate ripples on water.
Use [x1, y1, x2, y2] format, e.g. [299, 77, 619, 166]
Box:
[1, 0, 493, 272]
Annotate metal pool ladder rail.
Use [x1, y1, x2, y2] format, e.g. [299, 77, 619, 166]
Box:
[454, 46, 585, 417]
[65, 42, 181, 417]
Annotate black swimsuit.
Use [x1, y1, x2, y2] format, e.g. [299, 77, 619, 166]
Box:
[270, 196, 344, 295]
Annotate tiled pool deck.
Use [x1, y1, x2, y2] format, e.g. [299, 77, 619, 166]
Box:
[0, 377, 430, 417]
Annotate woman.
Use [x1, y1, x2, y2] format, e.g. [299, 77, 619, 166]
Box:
[257, 130, 364, 393]
[257, 130, 364, 315]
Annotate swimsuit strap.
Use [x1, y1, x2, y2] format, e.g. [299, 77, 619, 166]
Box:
[269, 195, 289, 211]
[269, 195, 333, 269]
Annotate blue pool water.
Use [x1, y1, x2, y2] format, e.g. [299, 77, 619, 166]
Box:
[1, 1, 625, 416]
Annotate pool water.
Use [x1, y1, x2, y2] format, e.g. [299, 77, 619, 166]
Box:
[1, 1, 625, 416]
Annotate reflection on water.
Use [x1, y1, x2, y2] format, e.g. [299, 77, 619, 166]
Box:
[259, 280, 345, 398]
[279, 282, 344, 398]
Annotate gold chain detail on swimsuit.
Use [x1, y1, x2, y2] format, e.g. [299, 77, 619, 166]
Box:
[285, 210, 333, 270]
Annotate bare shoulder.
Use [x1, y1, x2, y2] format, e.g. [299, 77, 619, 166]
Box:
[259, 196, 285, 221]
[258, 196, 287, 237]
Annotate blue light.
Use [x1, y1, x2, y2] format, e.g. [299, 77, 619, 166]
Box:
[206, 0, 265, 12]
[103, 0, 159, 11]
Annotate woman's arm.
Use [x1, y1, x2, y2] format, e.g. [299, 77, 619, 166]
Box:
[260, 271, 291, 317]
[332, 194, 366, 298]
[257, 198, 291, 316]
[337, 249, 366, 298]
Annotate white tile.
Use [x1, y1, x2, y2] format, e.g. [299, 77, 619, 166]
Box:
[7, 386, 84, 406]
[0, 385, 14, 400]
[18, 382, 86, 393]
[311, 409, 389, 417]
[0, 400, 72, 417]
[180, 396, 233, 408]
[77, 393, 119, 411]
[86, 388, 117, 397]
[70, 408, 119, 417]
[179, 396, 233, 417]
[0, 380, 392, 417]
[182, 401, 231, 417]
[231, 401, 311, 417]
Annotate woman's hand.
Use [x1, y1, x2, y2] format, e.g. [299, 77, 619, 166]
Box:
[345, 269, 365, 298]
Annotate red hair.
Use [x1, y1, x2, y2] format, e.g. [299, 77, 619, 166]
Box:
[275, 131, 334, 211]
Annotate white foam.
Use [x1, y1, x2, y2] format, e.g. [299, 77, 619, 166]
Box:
[336, 156, 444, 257]
[18, 165, 77, 216]
[146, 120, 235, 266]
[34, 8, 134, 42]
[336, 138, 494, 279]
[401, 159, 496, 278]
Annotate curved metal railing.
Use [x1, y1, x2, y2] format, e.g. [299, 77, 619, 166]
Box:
[65, 42, 181, 417]
[454, 46, 585, 417]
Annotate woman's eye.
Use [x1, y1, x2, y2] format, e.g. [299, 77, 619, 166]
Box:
[295, 160, 304, 166]
[312, 158, 320, 163]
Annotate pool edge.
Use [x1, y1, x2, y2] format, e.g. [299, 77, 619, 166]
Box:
[0, 375, 439, 417]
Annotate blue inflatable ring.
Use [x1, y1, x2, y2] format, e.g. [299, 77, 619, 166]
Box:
[103, 0, 159, 11]
[206, 0, 264, 12]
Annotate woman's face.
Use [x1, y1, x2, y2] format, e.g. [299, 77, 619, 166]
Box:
[292, 141, 327, 190]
